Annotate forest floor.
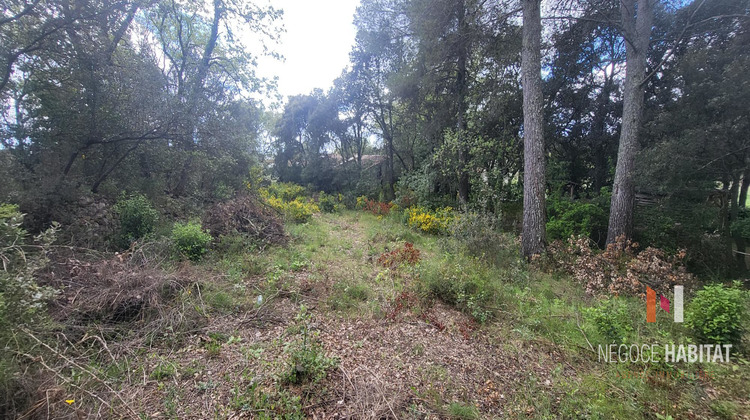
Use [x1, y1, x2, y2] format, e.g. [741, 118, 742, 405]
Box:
[26, 211, 750, 419]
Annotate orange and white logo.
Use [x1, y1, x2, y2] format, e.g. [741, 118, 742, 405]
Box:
[646, 285, 683, 323]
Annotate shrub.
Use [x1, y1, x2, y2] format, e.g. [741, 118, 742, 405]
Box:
[418, 256, 497, 323]
[449, 212, 519, 267]
[284, 198, 319, 223]
[261, 184, 319, 223]
[377, 242, 421, 268]
[584, 298, 634, 343]
[263, 182, 306, 202]
[355, 195, 368, 210]
[0, 205, 58, 415]
[358, 197, 393, 216]
[317, 192, 343, 213]
[730, 216, 750, 240]
[283, 305, 337, 384]
[407, 206, 454, 235]
[0, 204, 25, 267]
[172, 221, 212, 261]
[685, 281, 747, 346]
[114, 193, 158, 247]
[0, 206, 58, 324]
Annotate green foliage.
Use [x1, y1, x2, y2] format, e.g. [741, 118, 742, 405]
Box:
[394, 170, 430, 208]
[317, 192, 343, 213]
[171, 221, 212, 261]
[264, 182, 306, 202]
[730, 214, 750, 240]
[710, 400, 739, 420]
[0, 207, 58, 328]
[114, 193, 158, 247]
[584, 298, 634, 343]
[150, 359, 177, 380]
[328, 282, 371, 312]
[418, 256, 498, 323]
[685, 281, 747, 345]
[0, 206, 58, 412]
[283, 305, 337, 384]
[447, 402, 480, 420]
[229, 381, 303, 419]
[0, 204, 25, 268]
[546, 195, 607, 243]
[448, 212, 520, 268]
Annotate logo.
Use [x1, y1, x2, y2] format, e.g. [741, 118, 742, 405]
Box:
[646, 285, 682, 323]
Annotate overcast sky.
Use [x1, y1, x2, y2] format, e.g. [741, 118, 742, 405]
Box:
[254, 0, 361, 106]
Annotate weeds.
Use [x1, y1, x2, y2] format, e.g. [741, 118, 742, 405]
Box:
[283, 305, 337, 385]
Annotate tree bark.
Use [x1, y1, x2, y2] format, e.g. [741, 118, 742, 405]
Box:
[456, 0, 470, 207]
[521, 0, 546, 259]
[606, 0, 653, 244]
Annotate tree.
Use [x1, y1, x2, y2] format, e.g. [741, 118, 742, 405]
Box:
[606, 0, 654, 243]
[351, 0, 413, 199]
[521, 0, 546, 258]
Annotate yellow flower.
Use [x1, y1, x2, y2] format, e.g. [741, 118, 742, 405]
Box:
[65, 399, 75, 405]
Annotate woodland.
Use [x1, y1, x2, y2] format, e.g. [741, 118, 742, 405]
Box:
[1, 0, 749, 418]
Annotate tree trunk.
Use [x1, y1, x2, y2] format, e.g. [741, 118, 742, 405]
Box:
[386, 133, 395, 201]
[592, 77, 614, 193]
[728, 174, 747, 272]
[456, 0, 470, 208]
[606, 0, 653, 244]
[521, 0, 546, 259]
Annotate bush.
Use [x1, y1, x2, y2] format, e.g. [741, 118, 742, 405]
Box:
[407, 206, 454, 235]
[377, 242, 421, 268]
[317, 192, 343, 213]
[418, 256, 497, 323]
[114, 193, 158, 247]
[0, 206, 58, 325]
[584, 298, 634, 343]
[0, 205, 58, 415]
[730, 216, 750, 240]
[358, 197, 393, 216]
[172, 221, 212, 261]
[261, 184, 319, 223]
[283, 305, 337, 384]
[264, 182, 306, 202]
[282, 198, 319, 223]
[449, 212, 519, 267]
[685, 281, 747, 346]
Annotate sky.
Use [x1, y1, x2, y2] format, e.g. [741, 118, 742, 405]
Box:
[254, 0, 361, 106]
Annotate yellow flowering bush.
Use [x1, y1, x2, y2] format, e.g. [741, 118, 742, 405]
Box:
[407, 206, 454, 235]
[262, 182, 306, 201]
[261, 183, 319, 223]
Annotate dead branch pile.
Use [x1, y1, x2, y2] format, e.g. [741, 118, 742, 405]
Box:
[203, 194, 287, 245]
[41, 244, 196, 326]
